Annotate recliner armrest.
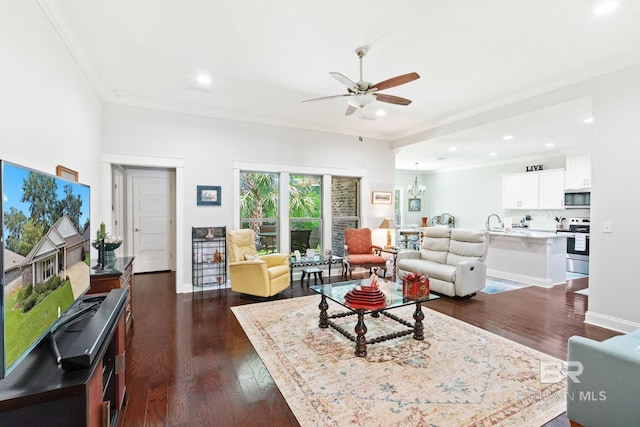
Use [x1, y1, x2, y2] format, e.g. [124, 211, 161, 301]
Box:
[567, 334, 640, 427]
[261, 253, 289, 267]
[453, 260, 486, 296]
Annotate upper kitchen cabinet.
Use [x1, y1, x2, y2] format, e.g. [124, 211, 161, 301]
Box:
[502, 169, 565, 210]
[538, 169, 565, 209]
[565, 155, 591, 190]
[502, 172, 539, 209]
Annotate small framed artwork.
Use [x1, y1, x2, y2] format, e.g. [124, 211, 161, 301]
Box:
[408, 198, 421, 212]
[56, 165, 78, 182]
[197, 185, 221, 206]
[371, 191, 393, 204]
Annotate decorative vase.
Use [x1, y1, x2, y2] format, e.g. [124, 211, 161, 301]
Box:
[105, 250, 117, 267]
[421, 217, 428, 227]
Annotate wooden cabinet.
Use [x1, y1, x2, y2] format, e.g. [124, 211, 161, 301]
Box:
[502, 169, 565, 210]
[565, 155, 591, 189]
[90, 256, 134, 325]
[538, 170, 565, 209]
[0, 291, 128, 427]
[502, 173, 539, 209]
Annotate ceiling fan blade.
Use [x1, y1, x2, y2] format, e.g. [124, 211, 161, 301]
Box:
[374, 93, 412, 106]
[302, 94, 350, 103]
[330, 72, 359, 92]
[370, 72, 420, 92]
[345, 105, 357, 116]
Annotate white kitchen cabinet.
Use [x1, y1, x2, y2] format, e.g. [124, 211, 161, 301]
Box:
[502, 173, 539, 209]
[539, 169, 565, 209]
[565, 155, 591, 189]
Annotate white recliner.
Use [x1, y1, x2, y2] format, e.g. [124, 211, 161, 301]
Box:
[396, 228, 488, 297]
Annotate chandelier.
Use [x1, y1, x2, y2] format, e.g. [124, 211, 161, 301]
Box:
[407, 162, 426, 197]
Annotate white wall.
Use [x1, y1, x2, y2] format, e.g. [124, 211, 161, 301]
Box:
[102, 104, 396, 292]
[587, 64, 640, 331]
[0, 2, 103, 232]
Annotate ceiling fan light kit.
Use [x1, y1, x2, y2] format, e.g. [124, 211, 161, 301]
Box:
[302, 46, 420, 116]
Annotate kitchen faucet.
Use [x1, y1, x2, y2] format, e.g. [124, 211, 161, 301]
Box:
[486, 213, 502, 231]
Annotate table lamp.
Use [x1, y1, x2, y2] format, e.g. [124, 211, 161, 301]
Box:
[378, 217, 398, 249]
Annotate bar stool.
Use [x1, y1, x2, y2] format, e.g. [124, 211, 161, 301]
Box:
[300, 267, 323, 286]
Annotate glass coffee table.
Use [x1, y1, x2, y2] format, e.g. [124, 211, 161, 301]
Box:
[310, 278, 439, 357]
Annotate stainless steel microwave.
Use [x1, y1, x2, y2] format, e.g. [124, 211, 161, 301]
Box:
[564, 191, 590, 208]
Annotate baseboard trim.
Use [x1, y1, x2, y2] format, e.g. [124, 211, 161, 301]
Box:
[486, 269, 559, 288]
[584, 310, 640, 333]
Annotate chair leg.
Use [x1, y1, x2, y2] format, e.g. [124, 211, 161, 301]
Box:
[319, 271, 323, 284]
[300, 271, 306, 287]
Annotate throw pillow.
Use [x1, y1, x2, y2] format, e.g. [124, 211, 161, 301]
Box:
[244, 253, 260, 261]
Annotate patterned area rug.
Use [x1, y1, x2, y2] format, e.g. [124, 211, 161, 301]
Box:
[231, 295, 566, 426]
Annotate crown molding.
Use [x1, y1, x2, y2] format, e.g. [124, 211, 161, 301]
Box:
[104, 94, 392, 141]
[38, 0, 106, 99]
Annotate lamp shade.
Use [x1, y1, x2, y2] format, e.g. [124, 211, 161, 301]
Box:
[379, 217, 398, 229]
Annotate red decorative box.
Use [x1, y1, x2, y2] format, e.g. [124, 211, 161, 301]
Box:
[402, 273, 430, 299]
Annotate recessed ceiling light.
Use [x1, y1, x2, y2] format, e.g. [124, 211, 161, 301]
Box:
[114, 90, 125, 97]
[503, 134, 513, 140]
[376, 110, 386, 116]
[449, 147, 457, 151]
[489, 152, 498, 157]
[545, 142, 555, 147]
[584, 117, 594, 123]
[594, 1, 619, 15]
[196, 75, 212, 85]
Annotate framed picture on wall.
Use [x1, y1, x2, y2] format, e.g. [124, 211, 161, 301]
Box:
[371, 191, 392, 204]
[56, 165, 79, 182]
[408, 198, 421, 211]
[197, 185, 221, 206]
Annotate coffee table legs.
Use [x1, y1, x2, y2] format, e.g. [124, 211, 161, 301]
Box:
[319, 295, 329, 328]
[316, 297, 425, 357]
[354, 310, 368, 357]
[413, 301, 425, 340]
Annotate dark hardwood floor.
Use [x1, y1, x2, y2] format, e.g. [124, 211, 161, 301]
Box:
[119, 272, 618, 427]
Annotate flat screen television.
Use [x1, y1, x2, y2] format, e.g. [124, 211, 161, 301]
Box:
[1, 160, 91, 378]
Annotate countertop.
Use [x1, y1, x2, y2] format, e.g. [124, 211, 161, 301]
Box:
[487, 229, 566, 239]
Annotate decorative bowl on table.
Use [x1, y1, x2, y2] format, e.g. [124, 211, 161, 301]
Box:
[92, 240, 122, 251]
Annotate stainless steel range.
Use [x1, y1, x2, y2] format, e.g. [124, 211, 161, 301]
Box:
[557, 217, 590, 274]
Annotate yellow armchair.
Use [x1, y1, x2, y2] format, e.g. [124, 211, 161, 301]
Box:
[227, 229, 290, 297]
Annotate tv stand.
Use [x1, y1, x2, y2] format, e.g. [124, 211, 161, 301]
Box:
[0, 289, 129, 426]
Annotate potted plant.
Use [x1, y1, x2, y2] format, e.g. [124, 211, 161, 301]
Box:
[554, 216, 566, 230]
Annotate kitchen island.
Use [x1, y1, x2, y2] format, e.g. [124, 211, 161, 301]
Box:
[485, 229, 567, 287]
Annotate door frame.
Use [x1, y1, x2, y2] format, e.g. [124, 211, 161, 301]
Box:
[101, 154, 186, 294]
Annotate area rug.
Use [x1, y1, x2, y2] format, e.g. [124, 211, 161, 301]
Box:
[231, 295, 566, 426]
[566, 272, 588, 281]
[481, 276, 530, 294]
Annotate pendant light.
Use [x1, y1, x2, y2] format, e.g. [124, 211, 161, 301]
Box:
[407, 162, 426, 197]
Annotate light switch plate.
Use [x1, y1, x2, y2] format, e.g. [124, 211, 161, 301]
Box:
[603, 222, 613, 233]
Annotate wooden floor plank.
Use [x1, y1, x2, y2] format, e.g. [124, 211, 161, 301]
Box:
[119, 271, 618, 426]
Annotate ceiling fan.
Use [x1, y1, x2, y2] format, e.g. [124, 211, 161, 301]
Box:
[302, 47, 420, 116]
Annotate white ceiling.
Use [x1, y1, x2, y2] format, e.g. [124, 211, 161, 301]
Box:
[46, 0, 640, 171]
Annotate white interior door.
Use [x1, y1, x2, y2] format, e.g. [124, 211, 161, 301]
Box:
[130, 169, 174, 273]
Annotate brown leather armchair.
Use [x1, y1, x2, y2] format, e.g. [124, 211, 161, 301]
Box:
[343, 228, 388, 278]
[227, 229, 290, 297]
